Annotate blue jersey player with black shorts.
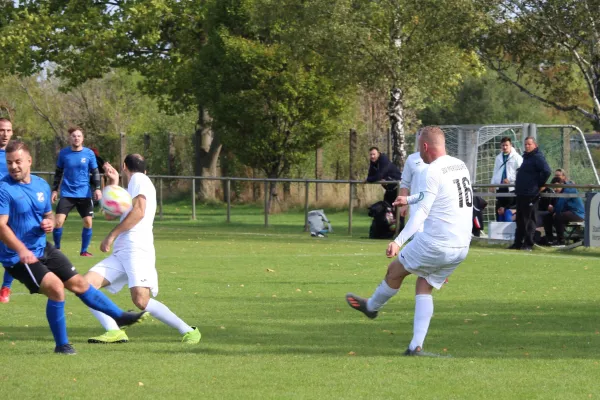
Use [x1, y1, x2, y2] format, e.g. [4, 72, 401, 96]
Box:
[0, 117, 15, 303]
[51, 127, 103, 257]
[0, 140, 148, 354]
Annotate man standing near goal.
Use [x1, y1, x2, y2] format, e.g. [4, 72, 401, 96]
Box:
[51, 127, 102, 257]
[84, 155, 201, 344]
[0, 141, 148, 354]
[346, 126, 472, 356]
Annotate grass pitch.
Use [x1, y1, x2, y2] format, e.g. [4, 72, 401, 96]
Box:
[1, 206, 599, 399]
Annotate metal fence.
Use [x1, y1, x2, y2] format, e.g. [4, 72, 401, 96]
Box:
[34, 171, 599, 237]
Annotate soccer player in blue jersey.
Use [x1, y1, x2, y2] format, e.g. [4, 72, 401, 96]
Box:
[51, 127, 102, 257]
[0, 141, 148, 354]
[0, 118, 15, 303]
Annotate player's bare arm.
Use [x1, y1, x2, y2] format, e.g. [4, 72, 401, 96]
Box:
[100, 194, 146, 252]
[40, 211, 55, 233]
[0, 215, 38, 264]
[103, 162, 120, 186]
[398, 188, 410, 217]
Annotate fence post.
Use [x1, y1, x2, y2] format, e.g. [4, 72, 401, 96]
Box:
[226, 179, 231, 223]
[264, 180, 269, 227]
[304, 181, 310, 231]
[159, 178, 163, 221]
[192, 178, 196, 220]
[348, 182, 354, 235]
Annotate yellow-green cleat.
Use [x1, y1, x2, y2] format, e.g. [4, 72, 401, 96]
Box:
[182, 326, 201, 344]
[88, 329, 129, 344]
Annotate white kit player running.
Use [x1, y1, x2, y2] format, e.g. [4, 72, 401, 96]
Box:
[84, 154, 201, 344]
[399, 148, 428, 233]
[346, 126, 472, 356]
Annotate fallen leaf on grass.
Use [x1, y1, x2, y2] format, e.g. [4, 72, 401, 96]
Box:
[266, 268, 275, 272]
[295, 289, 301, 292]
[138, 382, 144, 387]
[348, 351, 356, 356]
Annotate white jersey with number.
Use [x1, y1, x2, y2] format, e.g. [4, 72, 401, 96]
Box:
[114, 172, 157, 252]
[416, 155, 473, 248]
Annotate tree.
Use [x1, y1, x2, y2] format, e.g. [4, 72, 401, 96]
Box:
[478, 0, 600, 130]
[0, 0, 222, 199]
[262, 0, 485, 168]
[197, 1, 348, 211]
[418, 69, 575, 125]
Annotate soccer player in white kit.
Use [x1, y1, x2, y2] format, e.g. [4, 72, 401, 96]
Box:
[398, 146, 428, 231]
[346, 126, 472, 356]
[84, 155, 201, 344]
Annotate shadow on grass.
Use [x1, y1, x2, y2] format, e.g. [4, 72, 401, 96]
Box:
[2, 298, 597, 359]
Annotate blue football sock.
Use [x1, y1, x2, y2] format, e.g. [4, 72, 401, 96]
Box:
[77, 285, 123, 319]
[53, 227, 63, 249]
[2, 269, 13, 289]
[46, 299, 69, 347]
[81, 227, 92, 253]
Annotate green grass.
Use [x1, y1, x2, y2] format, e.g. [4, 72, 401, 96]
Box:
[1, 207, 600, 399]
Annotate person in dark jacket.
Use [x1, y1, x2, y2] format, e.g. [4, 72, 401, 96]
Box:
[510, 137, 552, 251]
[542, 178, 585, 245]
[366, 147, 402, 207]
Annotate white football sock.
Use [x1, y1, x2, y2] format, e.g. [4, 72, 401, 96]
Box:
[145, 298, 193, 334]
[367, 280, 399, 311]
[409, 294, 434, 351]
[89, 308, 120, 331]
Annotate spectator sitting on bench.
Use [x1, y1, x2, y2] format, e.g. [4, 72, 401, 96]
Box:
[497, 206, 516, 222]
[554, 168, 574, 184]
[541, 177, 584, 246]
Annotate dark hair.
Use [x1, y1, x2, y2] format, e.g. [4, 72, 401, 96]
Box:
[500, 137, 511, 144]
[0, 117, 11, 124]
[5, 140, 30, 154]
[550, 177, 562, 184]
[525, 136, 537, 143]
[124, 154, 146, 173]
[369, 146, 379, 152]
[68, 126, 83, 135]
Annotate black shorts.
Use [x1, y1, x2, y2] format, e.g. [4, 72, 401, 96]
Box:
[56, 197, 94, 218]
[5, 243, 79, 294]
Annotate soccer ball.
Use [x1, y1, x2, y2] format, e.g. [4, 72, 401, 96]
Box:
[100, 185, 132, 217]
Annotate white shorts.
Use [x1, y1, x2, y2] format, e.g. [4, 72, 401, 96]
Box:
[89, 248, 159, 297]
[398, 236, 469, 289]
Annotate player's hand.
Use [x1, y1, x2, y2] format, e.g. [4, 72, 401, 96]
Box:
[40, 218, 54, 233]
[93, 189, 102, 201]
[104, 162, 120, 184]
[51, 191, 58, 203]
[548, 204, 554, 213]
[18, 248, 38, 264]
[399, 205, 408, 217]
[100, 235, 115, 253]
[386, 242, 400, 258]
[502, 178, 510, 184]
[392, 196, 408, 207]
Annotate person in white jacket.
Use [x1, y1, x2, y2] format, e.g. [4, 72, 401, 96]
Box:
[491, 137, 523, 221]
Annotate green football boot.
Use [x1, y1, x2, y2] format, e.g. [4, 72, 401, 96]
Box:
[182, 327, 201, 344]
[88, 329, 129, 344]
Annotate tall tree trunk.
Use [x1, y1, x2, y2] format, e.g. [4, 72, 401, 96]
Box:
[194, 106, 222, 201]
[282, 162, 291, 200]
[388, 87, 407, 170]
[315, 146, 323, 202]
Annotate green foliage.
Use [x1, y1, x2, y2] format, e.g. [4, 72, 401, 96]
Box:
[419, 70, 575, 125]
[197, 0, 348, 178]
[478, 0, 600, 130]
